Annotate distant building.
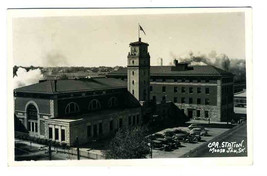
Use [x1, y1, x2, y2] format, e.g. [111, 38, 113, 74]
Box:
[234, 89, 246, 119]
[107, 60, 234, 122]
[14, 78, 141, 146]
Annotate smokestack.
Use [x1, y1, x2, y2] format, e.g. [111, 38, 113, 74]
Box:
[54, 80, 57, 92]
[174, 59, 178, 66]
[50, 80, 57, 92]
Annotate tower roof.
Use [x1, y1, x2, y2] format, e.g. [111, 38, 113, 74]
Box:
[129, 38, 149, 46]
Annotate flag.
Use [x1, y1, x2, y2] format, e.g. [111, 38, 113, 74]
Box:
[139, 25, 146, 35]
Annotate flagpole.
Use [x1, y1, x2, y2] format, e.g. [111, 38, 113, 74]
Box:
[138, 23, 140, 41]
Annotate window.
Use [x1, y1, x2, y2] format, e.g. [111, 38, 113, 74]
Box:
[49, 127, 53, 139]
[128, 116, 132, 126]
[205, 79, 210, 83]
[197, 87, 201, 93]
[28, 122, 31, 131]
[132, 60, 134, 64]
[132, 71, 134, 75]
[205, 111, 209, 118]
[197, 110, 200, 117]
[93, 124, 98, 137]
[189, 87, 193, 94]
[87, 125, 91, 137]
[61, 129, 65, 141]
[189, 98, 193, 104]
[162, 78, 166, 82]
[197, 79, 201, 83]
[150, 86, 153, 91]
[35, 123, 38, 133]
[55, 128, 59, 140]
[65, 102, 80, 114]
[182, 79, 185, 82]
[205, 88, 210, 94]
[182, 87, 186, 93]
[197, 98, 201, 105]
[162, 96, 166, 101]
[88, 99, 101, 111]
[110, 120, 113, 131]
[162, 86, 166, 93]
[99, 123, 103, 135]
[181, 97, 185, 103]
[27, 104, 38, 120]
[132, 90, 134, 95]
[174, 97, 178, 103]
[189, 79, 193, 83]
[31, 122, 34, 132]
[108, 97, 118, 108]
[205, 98, 210, 105]
[133, 116, 136, 125]
[119, 118, 123, 128]
[132, 80, 134, 85]
[174, 78, 177, 82]
[174, 87, 178, 93]
[152, 96, 156, 102]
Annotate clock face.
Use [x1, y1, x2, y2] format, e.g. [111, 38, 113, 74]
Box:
[131, 47, 139, 55]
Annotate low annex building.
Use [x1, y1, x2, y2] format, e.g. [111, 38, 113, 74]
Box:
[14, 78, 142, 146]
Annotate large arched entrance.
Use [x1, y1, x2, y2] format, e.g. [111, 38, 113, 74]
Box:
[26, 104, 38, 134]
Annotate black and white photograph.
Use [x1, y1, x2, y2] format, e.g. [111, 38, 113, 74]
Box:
[8, 8, 252, 164]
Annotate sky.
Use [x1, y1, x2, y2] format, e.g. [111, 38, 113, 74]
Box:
[12, 11, 245, 67]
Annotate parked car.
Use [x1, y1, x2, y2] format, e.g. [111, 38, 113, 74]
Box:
[164, 144, 173, 151]
[153, 133, 165, 139]
[188, 123, 203, 130]
[173, 133, 187, 141]
[184, 134, 199, 143]
[157, 138, 168, 145]
[152, 140, 164, 149]
[190, 127, 208, 136]
[164, 130, 175, 137]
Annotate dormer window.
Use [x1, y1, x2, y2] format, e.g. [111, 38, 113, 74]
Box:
[108, 97, 118, 108]
[88, 99, 101, 111]
[65, 102, 80, 114]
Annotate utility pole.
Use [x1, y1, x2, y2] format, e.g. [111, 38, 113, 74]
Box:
[76, 137, 80, 160]
[48, 142, 52, 160]
[150, 135, 153, 159]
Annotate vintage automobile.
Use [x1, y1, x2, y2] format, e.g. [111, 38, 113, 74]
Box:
[190, 127, 208, 136]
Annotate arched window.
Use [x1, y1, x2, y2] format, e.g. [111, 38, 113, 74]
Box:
[65, 102, 80, 114]
[27, 104, 37, 120]
[88, 99, 101, 111]
[108, 97, 118, 108]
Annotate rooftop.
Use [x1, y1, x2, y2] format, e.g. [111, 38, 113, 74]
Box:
[108, 65, 233, 77]
[234, 89, 246, 98]
[14, 78, 127, 94]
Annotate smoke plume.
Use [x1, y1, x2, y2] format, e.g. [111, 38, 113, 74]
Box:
[171, 51, 246, 82]
[13, 68, 44, 89]
[42, 50, 69, 67]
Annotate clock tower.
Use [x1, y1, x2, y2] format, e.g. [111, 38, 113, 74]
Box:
[127, 38, 150, 102]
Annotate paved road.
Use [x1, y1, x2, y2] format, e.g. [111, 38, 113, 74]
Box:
[192, 123, 247, 157]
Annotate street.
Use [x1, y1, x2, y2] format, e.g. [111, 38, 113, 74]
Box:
[192, 123, 247, 157]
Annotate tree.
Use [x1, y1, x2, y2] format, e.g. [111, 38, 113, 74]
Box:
[105, 127, 150, 159]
